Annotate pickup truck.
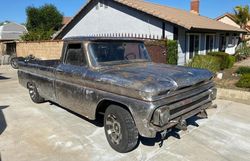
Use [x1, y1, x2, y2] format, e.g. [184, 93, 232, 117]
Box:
[18, 37, 217, 153]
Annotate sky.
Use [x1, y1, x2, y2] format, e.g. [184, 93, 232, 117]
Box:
[0, 0, 249, 24]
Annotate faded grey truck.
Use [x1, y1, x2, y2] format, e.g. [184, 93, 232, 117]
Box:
[18, 37, 217, 153]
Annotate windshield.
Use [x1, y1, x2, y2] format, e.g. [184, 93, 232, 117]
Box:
[88, 41, 151, 67]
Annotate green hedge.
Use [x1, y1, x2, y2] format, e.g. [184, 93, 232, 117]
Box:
[166, 40, 178, 65]
[207, 52, 235, 69]
[236, 74, 250, 88]
[188, 55, 222, 73]
[236, 66, 250, 75]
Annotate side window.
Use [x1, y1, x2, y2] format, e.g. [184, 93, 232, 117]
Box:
[65, 43, 86, 66]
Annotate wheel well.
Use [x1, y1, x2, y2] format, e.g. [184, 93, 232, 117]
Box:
[95, 100, 131, 123]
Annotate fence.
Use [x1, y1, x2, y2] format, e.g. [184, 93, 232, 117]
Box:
[16, 40, 63, 60]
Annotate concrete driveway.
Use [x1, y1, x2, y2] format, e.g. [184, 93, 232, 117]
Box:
[0, 65, 250, 161]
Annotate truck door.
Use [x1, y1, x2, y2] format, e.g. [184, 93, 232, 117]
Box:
[55, 43, 88, 115]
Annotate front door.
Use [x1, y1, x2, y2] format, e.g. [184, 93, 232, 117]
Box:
[55, 43, 89, 116]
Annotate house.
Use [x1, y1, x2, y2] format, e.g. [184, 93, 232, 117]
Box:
[0, 22, 27, 56]
[54, 0, 246, 65]
[62, 17, 73, 26]
[216, 13, 250, 46]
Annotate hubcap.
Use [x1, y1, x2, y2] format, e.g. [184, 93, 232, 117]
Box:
[106, 114, 122, 145]
[29, 85, 37, 99]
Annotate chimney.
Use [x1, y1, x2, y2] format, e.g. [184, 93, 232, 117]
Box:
[191, 0, 200, 15]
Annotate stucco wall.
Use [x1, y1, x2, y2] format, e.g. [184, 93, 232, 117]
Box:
[16, 41, 63, 60]
[64, 1, 173, 40]
[0, 43, 6, 55]
[218, 16, 240, 28]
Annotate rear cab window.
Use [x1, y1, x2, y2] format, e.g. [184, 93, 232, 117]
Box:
[64, 43, 87, 66]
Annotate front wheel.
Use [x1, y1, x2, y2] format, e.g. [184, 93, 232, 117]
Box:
[104, 105, 139, 153]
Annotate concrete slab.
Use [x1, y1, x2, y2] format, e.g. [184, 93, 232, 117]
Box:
[1, 66, 250, 161]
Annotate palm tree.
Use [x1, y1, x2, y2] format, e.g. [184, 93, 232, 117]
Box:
[234, 5, 250, 29]
[234, 5, 250, 42]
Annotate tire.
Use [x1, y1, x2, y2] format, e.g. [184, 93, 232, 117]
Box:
[10, 58, 18, 69]
[28, 83, 45, 103]
[104, 105, 139, 153]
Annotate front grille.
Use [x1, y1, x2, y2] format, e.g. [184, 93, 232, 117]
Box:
[165, 81, 213, 120]
[170, 95, 209, 115]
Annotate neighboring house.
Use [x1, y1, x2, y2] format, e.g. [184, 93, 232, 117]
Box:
[62, 17, 72, 26]
[0, 22, 27, 56]
[216, 13, 250, 46]
[54, 0, 246, 65]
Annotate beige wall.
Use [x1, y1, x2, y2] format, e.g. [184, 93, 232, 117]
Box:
[218, 16, 240, 28]
[16, 41, 63, 60]
[0, 43, 6, 56]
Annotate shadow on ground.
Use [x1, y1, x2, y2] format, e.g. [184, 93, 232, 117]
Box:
[140, 116, 203, 147]
[48, 100, 206, 149]
[0, 105, 9, 135]
[0, 73, 10, 80]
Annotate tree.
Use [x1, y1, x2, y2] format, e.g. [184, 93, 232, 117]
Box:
[0, 21, 10, 26]
[234, 5, 250, 41]
[234, 5, 250, 29]
[22, 4, 63, 41]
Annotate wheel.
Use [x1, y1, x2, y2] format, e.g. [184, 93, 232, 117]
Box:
[10, 58, 18, 69]
[28, 83, 45, 103]
[104, 105, 139, 153]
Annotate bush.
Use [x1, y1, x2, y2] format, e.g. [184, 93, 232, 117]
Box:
[236, 41, 250, 57]
[228, 56, 236, 68]
[236, 74, 250, 88]
[188, 55, 222, 73]
[166, 40, 178, 65]
[207, 52, 235, 69]
[236, 66, 250, 75]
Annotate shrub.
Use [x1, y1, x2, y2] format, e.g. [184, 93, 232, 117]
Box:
[166, 40, 178, 65]
[236, 66, 250, 75]
[236, 74, 250, 88]
[207, 52, 235, 69]
[236, 41, 250, 57]
[188, 55, 222, 73]
[228, 56, 236, 68]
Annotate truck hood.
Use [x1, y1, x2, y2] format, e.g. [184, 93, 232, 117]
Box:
[96, 63, 213, 101]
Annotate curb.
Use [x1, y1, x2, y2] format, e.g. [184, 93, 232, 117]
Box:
[217, 88, 250, 102]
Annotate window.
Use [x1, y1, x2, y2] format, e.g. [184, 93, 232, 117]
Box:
[88, 41, 150, 67]
[219, 34, 226, 52]
[206, 35, 214, 52]
[189, 35, 200, 59]
[65, 44, 86, 66]
[173, 27, 178, 40]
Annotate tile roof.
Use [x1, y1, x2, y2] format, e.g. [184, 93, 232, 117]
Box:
[117, 0, 245, 32]
[62, 17, 72, 26]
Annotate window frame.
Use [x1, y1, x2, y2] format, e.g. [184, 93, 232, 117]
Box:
[205, 34, 215, 53]
[187, 33, 201, 59]
[63, 43, 88, 67]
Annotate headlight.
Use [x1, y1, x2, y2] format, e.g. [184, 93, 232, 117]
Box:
[152, 105, 170, 126]
[209, 88, 217, 100]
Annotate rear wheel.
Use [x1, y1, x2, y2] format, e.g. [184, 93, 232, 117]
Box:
[104, 105, 139, 153]
[10, 58, 18, 69]
[28, 83, 45, 103]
